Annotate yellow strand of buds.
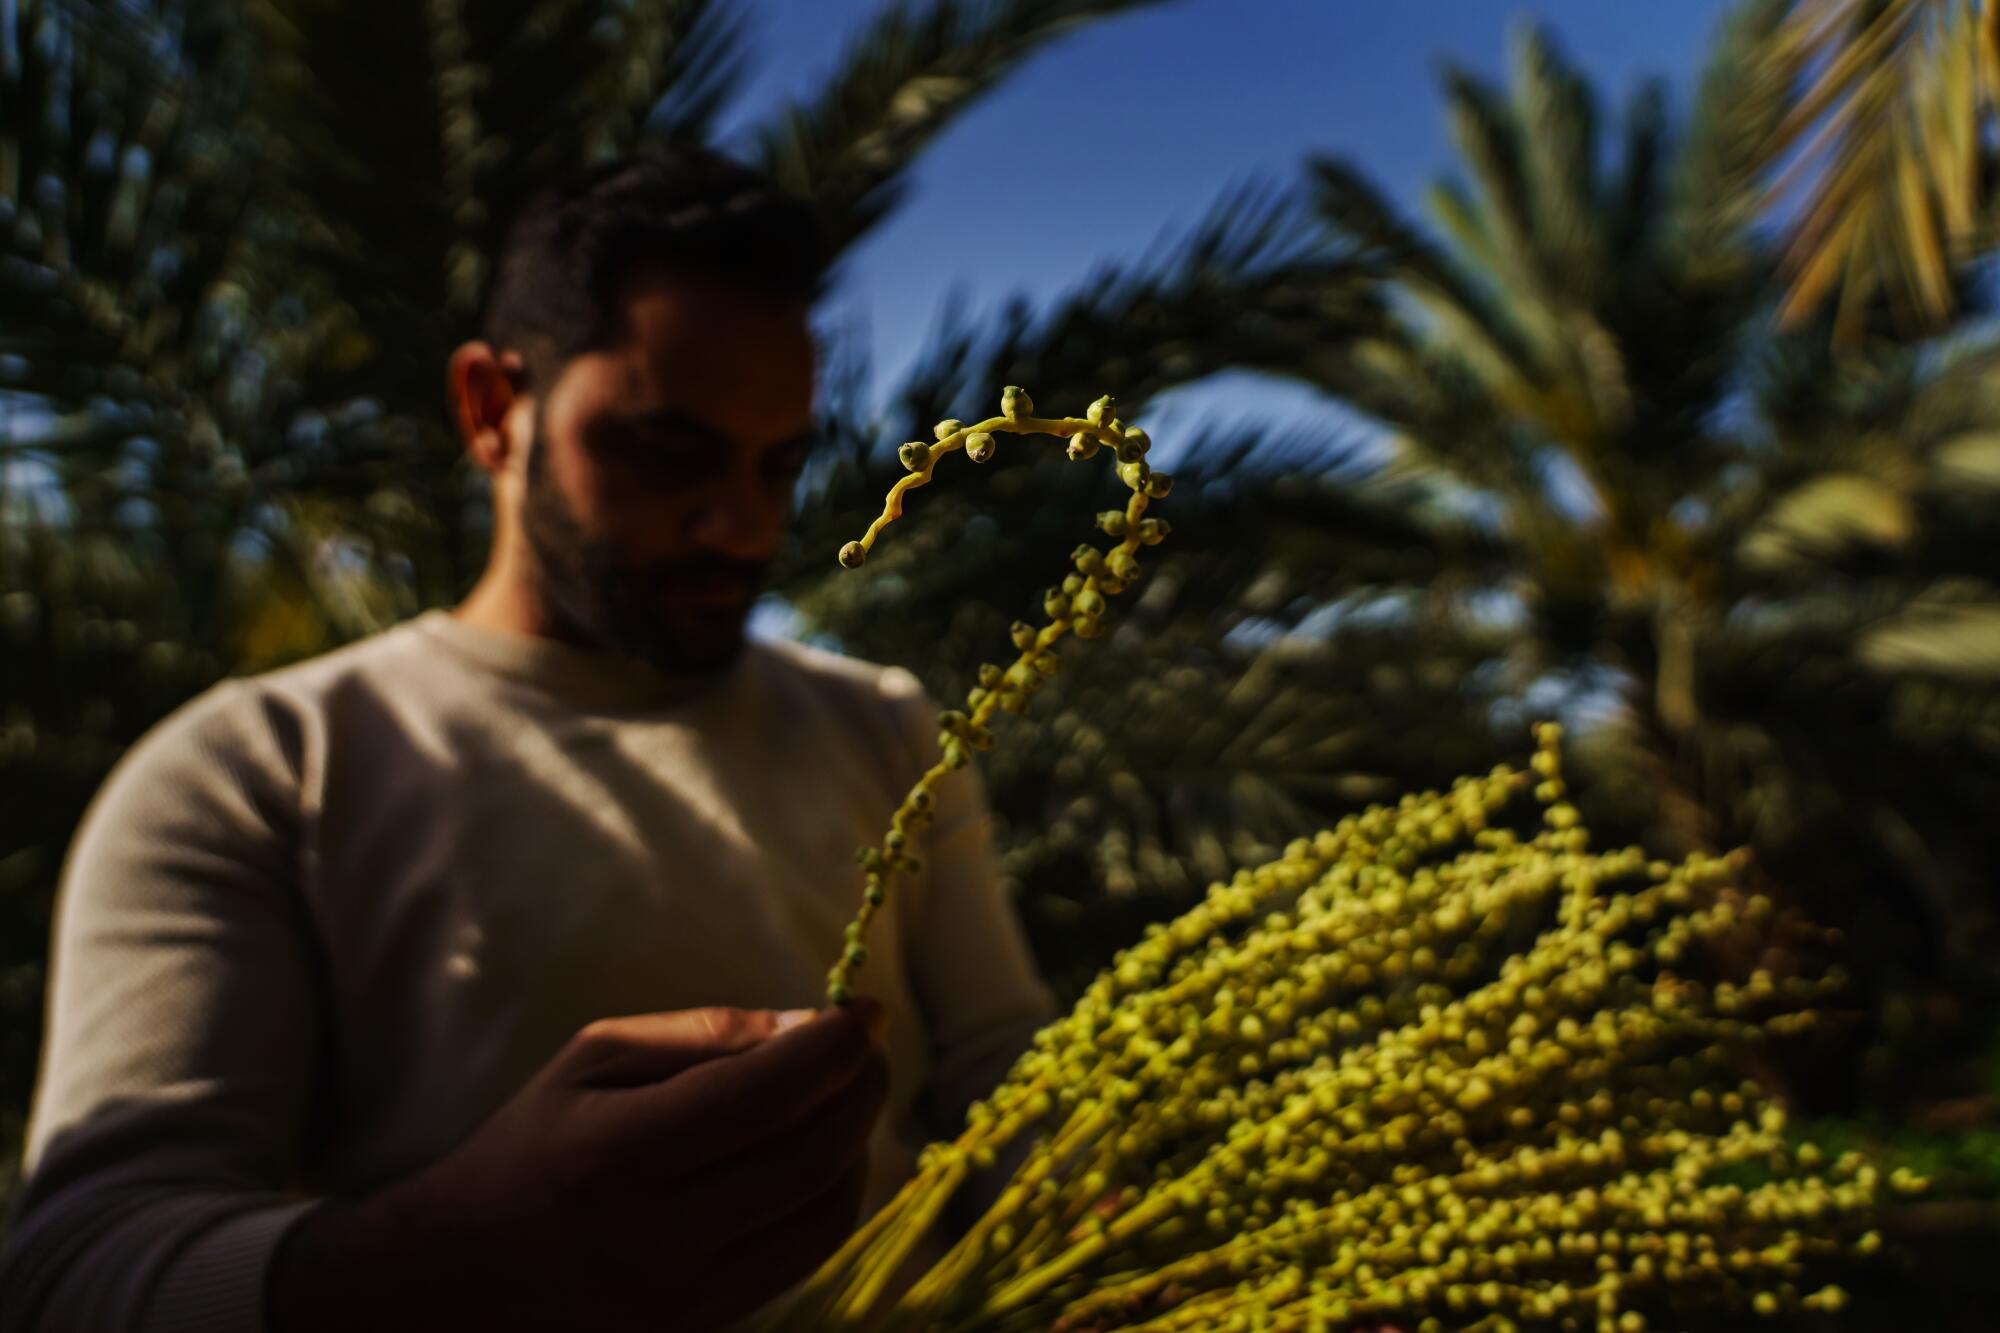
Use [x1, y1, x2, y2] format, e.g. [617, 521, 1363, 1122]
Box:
[824, 389, 1171, 1004]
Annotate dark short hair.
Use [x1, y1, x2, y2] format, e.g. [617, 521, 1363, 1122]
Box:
[480, 143, 826, 390]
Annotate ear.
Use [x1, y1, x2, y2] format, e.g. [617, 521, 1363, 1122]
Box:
[447, 342, 527, 473]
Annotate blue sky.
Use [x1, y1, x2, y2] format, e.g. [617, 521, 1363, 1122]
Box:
[712, 0, 1742, 443]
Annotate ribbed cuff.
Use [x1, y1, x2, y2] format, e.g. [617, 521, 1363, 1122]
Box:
[148, 1197, 324, 1333]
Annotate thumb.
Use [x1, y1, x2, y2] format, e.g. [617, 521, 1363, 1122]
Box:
[566, 1006, 811, 1088]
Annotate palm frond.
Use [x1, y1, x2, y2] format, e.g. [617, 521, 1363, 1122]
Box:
[1439, 65, 1542, 298]
[1762, 0, 1993, 343]
[464, 0, 750, 310]
[1670, 0, 1792, 267]
[1605, 80, 1670, 261]
[745, 0, 1168, 263]
[1512, 24, 1603, 301]
[4, 0, 262, 412]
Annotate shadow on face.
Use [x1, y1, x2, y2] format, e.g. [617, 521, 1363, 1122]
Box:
[518, 264, 819, 675]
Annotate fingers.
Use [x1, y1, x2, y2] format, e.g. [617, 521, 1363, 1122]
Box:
[600, 1000, 885, 1170]
[563, 1006, 807, 1089]
[665, 1040, 888, 1241]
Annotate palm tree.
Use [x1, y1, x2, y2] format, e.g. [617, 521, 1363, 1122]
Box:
[1297, 5, 2000, 1109]
[2, 0, 1381, 1203]
[789, 0, 2000, 1115]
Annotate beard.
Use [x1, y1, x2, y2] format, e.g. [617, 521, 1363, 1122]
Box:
[519, 404, 767, 676]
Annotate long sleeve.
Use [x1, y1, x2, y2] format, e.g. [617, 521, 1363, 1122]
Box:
[0, 681, 327, 1332]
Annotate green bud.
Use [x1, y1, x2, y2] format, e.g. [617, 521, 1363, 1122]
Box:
[1097, 575, 1126, 597]
[1072, 545, 1105, 575]
[938, 708, 970, 735]
[1087, 394, 1116, 425]
[1073, 587, 1106, 618]
[1138, 517, 1171, 546]
[999, 690, 1028, 714]
[1001, 385, 1033, 421]
[1066, 432, 1100, 462]
[977, 663, 1004, 689]
[898, 441, 929, 472]
[1072, 614, 1103, 639]
[864, 881, 886, 906]
[1010, 621, 1037, 651]
[838, 541, 867, 569]
[1106, 547, 1139, 580]
[855, 847, 884, 870]
[1147, 471, 1175, 499]
[1032, 651, 1060, 677]
[943, 738, 970, 769]
[827, 979, 853, 1005]
[843, 943, 868, 967]
[1097, 511, 1129, 537]
[1118, 460, 1149, 491]
[934, 418, 963, 441]
[965, 431, 996, 463]
[1043, 588, 1071, 619]
[1061, 573, 1084, 596]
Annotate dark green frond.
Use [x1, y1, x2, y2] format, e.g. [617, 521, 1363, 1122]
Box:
[1605, 79, 1670, 260]
[1512, 24, 1603, 300]
[644, 0, 751, 145]
[3, 0, 263, 415]
[1669, 0, 1790, 269]
[1439, 65, 1539, 294]
[746, 0, 1169, 262]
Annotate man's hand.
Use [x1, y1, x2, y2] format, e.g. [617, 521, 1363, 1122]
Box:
[268, 999, 889, 1333]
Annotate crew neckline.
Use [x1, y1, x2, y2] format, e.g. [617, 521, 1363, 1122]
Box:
[408, 608, 742, 712]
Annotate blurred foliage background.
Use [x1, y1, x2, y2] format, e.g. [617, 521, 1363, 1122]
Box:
[6, 0, 2000, 1303]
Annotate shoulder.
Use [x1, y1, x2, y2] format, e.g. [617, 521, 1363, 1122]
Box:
[747, 634, 932, 719]
[743, 635, 942, 773]
[230, 613, 441, 707]
[104, 616, 437, 799]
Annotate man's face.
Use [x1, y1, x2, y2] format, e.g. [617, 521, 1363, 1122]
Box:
[517, 264, 816, 675]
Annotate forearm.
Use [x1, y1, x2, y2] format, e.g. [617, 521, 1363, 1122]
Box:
[266, 1180, 480, 1333]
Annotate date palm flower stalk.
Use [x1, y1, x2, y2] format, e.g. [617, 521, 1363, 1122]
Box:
[825, 388, 1171, 1006]
[769, 389, 1919, 1333]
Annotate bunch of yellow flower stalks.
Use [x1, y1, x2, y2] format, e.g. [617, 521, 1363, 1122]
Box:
[784, 389, 1918, 1332]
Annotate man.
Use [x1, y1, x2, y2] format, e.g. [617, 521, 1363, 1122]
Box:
[0, 144, 1057, 1332]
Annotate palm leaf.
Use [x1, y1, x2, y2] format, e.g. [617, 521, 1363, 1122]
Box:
[1762, 0, 1993, 343]
[744, 0, 1169, 264]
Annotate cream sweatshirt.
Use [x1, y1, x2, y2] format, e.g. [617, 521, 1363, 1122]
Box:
[0, 609, 1057, 1331]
